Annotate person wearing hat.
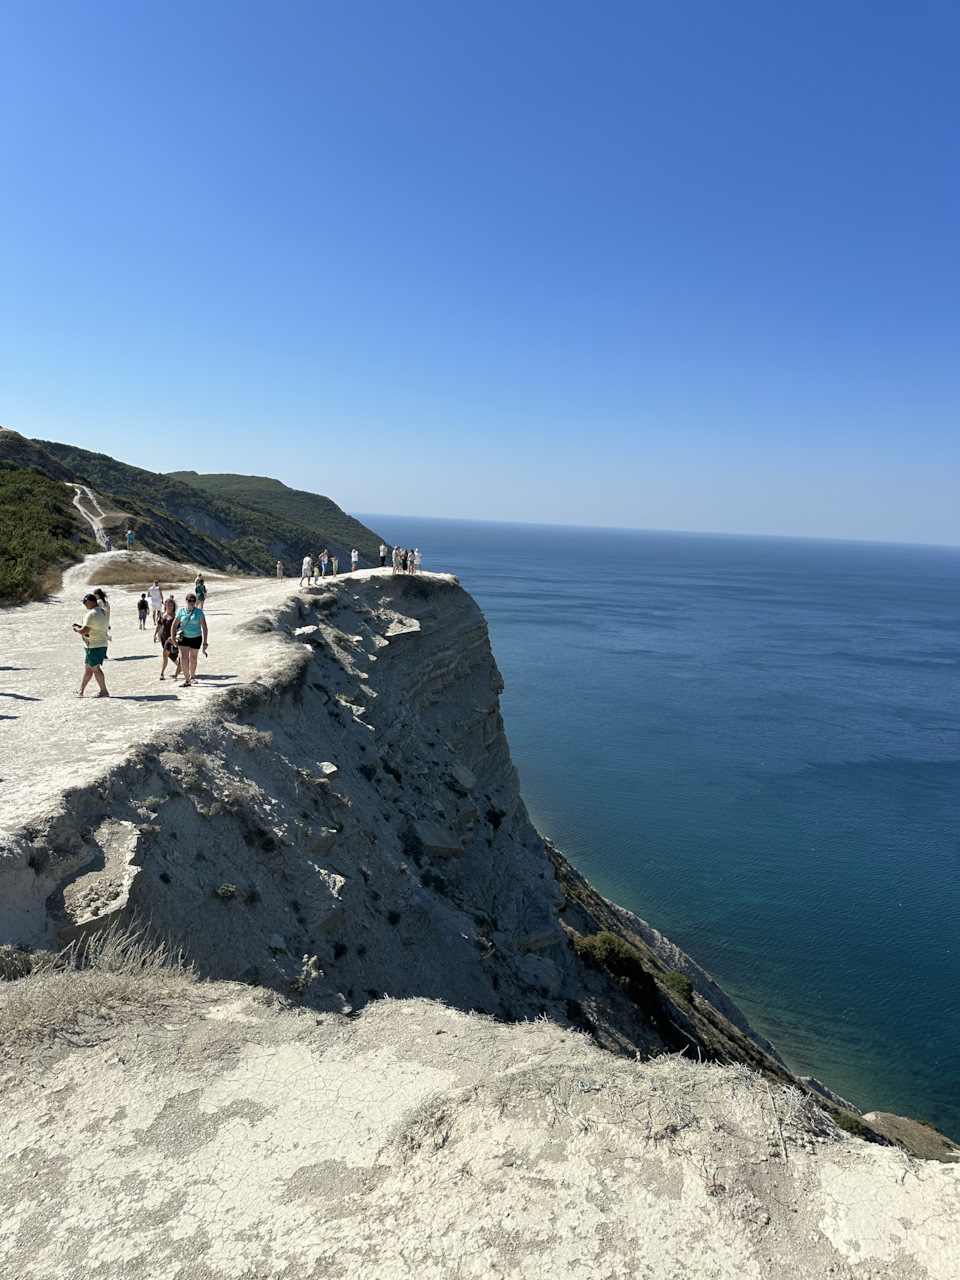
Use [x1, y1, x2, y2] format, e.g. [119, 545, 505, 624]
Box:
[73, 593, 110, 697]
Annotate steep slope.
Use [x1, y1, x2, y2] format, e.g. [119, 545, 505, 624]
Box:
[169, 470, 384, 561]
[0, 429, 263, 575]
[0, 459, 92, 603]
[35, 438, 381, 572]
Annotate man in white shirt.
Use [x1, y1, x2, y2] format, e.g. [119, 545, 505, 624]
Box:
[379, 542, 388, 567]
[147, 581, 164, 624]
[351, 549, 359, 572]
[299, 555, 313, 587]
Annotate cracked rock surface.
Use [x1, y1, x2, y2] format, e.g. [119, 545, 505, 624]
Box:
[1, 988, 957, 1280]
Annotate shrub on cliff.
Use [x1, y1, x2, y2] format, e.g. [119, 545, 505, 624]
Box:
[572, 931, 661, 1019]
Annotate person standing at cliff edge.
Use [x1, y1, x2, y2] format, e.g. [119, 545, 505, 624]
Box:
[299, 554, 313, 587]
[74, 593, 109, 698]
[379, 542, 387, 567]
[351, 548, 358, 573]
[276, 560, 284, 579]
[125, 528, 135, 551]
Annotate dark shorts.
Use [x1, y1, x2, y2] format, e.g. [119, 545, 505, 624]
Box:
[179, 634, 202, 650]
[85, 646, 108, 667]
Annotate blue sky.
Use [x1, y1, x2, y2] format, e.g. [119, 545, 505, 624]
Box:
[2, 1, 958, 543]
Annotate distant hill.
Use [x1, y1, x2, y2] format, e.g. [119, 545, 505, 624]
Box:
[35, 440, 382, 572]
[168, 472, 382, 563]
[0, 429, 384, 601]
[0, 458, 92, 603]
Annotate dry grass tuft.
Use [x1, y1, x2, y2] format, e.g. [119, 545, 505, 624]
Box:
[0, 926, 195, 1047]
[87, 562, 196, 589]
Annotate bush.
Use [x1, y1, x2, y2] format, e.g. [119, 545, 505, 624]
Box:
[661, 971, 694, 1003]
[833, 1110, 870, 1139]
[572, 931, 661, 1018]
[214, 883, 238, 901]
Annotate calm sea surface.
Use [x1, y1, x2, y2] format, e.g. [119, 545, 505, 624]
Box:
[358, 516, 960, 1136]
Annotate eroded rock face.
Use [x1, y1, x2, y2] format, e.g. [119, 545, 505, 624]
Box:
[0, 575, 573, 1027]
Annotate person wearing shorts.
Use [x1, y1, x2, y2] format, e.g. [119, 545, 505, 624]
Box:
[74, 593, 110, 697]
[155, 599, 181, 680]
[173, 593, 208, 687]
[147, 581, 164, 623]
[138, 595, 149, 629]
[299, 556, 313, 587]
[125, 529, 135, 551]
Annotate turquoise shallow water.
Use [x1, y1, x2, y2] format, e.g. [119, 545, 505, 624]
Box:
[359, 516, 960, 1136]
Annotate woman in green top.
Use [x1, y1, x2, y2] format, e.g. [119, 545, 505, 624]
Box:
[173, 593, 208, 687]
[194, 575, 207, 604]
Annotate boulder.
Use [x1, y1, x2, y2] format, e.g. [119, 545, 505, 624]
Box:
[318, 761, 339, 780]
[517, 899, 560, 953]
[449, 764, 477, 795]
[413, 820, 464, 860]
[310, 827, 337, 855]
[516, 953, 563, 999]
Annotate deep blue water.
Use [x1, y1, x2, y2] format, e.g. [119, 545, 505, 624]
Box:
[359, 516, 960, 1137]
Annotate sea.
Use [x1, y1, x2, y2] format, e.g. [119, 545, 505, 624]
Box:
[357, 515, 960, 1138]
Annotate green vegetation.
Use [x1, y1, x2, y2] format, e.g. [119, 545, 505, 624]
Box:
[833, 1111, 870, 1139]
[0, 431, 384, 583]
[661, 971, 694, 1003]
[0, 461, 91, 603]
[290, 954, 322, 997]
[571, 930, 661, 1016]
[37, 440, 383, 574]
[169, 471, 385, 562]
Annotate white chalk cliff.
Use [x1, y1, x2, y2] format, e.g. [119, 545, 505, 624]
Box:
[1, 565, 957, 1279]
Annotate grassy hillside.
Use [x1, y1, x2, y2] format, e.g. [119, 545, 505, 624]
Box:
[169, 471, 384, 561]
[0, 461, 92, 604]
[36, 442, 381, 572]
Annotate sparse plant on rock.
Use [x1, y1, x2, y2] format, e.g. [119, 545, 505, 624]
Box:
[290, 954, 322, 997]
[213, 883, 238, 901]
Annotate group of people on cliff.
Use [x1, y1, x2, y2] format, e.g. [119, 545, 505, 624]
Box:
[278, 543, 424, 582]
[75, 574, 209, 697]
[77, 533, 425, 698]
[386, 544, 421, 574]
[288, 549, 358, 585]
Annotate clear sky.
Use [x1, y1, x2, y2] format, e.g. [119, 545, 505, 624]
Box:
[2, 1, 958, 544]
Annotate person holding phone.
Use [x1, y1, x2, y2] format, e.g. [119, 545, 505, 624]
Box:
[74, 593, 110, 697]
[173, 592, 208, 687]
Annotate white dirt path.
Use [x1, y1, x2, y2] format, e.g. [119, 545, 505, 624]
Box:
[0, 554, 379, 835]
